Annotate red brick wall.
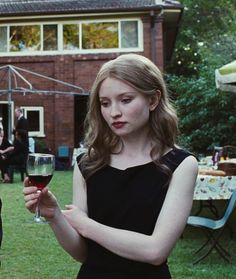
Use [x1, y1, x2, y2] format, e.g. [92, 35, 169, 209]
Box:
[0, 18, 164, 153]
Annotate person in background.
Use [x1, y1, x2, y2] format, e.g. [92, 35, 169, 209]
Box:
[23, 54, 198, 279]
[28, 137, 35, 153]
[0, 197, 2, 255]
[13, 107, 29, 148]
[0, 127, 13, 180]
[1, 129, 28, 183]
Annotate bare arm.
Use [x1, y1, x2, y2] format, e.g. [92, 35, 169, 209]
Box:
[48, 163, 88, 262]
[23, 163, 88, 262]
[0, 146, 14, 154]
[71, 156, 198, 265]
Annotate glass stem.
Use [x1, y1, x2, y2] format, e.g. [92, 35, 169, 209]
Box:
[35, 202, 41, 221]
[34, 190, 42, 222]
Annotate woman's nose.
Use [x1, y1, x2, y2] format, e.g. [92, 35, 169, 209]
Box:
[110, 103, 121, 117]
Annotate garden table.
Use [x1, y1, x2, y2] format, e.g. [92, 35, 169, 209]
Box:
[193, 174, 236, 217]
[194, 174, 236, 201]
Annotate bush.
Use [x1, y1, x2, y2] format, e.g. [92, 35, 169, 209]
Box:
[34, 138, 51, 153]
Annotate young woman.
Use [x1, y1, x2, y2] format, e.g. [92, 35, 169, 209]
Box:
[23, 54, 198, 279]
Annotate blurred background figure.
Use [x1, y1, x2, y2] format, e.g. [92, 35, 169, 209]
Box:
[0, 127, 13, 180]
[28, 137, 35, 153]
[13, 107, 29, 149]
[0, 129, 28, 183]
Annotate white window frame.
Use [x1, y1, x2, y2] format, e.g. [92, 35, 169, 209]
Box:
[0, 18, 143, 56]
[22, 106, 45, 137]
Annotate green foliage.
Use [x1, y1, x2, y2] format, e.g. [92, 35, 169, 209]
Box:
[34, 138, 50, 153]
[10, 25, 40, 51]
[63, 24, 80, 50]
[82, 22, 118, 49]
[167, 0, 236, 156]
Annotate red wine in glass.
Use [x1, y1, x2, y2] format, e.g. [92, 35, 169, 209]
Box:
[28, 174, 53, 191]
[27, 153, 55, 223]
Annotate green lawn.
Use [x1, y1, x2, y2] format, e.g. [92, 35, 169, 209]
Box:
[1, 171, 236, 278]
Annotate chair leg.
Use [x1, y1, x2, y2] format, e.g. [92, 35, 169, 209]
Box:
[195, 236, 211, 254]
[194, 228, 231, 264]
[194, 241, 230, 264]
[208, 230, 231, 258]
[195, 230, 229, 256]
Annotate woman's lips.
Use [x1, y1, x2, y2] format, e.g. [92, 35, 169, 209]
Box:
[112, 122, 126, 129]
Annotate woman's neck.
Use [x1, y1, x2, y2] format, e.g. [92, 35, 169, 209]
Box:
[110, 135, 154, 169]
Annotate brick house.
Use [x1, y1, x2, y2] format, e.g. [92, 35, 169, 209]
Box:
[0, 0, 183, 153]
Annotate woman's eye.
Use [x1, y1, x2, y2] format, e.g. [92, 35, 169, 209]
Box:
[122, 98, 132, 104]
[100, 101, 109, 107]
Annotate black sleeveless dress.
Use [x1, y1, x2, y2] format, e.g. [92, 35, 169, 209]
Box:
[77, 148, 191, 279]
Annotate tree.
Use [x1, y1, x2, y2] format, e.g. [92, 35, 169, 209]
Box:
[166, 0, 236, 156]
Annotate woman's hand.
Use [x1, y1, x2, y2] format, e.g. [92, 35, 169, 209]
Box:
[23, 177, 60, 221]
[62, 205, 89, 236]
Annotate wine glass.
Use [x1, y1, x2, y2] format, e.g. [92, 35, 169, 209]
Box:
[27, 153, 55, 223]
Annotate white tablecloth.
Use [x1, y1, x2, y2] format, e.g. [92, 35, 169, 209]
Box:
[194, 175, 236, 200]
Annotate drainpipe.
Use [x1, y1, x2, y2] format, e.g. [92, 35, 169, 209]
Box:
[150, 8, 164, 65]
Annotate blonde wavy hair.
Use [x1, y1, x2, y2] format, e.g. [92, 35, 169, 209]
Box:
[80, 54, 178, 179]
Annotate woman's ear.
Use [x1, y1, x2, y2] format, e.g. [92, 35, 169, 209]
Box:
[149, 90, 161, 111]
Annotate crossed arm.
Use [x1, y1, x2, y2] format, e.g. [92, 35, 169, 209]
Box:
[47, 162, 88, 262]
[0, 146, 14, 155]
[63, 155, 198, 265]
[23, 162, 88, 262]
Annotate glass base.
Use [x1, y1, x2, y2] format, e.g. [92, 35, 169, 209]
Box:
[34, 216, 48, 224]
[25, 217, 48, 224]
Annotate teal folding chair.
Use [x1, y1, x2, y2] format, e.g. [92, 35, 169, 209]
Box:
[56, 145, 71, 170]
[187, 189, 236, 264]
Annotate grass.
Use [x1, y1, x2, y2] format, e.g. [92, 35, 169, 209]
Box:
[1, 171, 236, 278]
[0, 171, 80, 279]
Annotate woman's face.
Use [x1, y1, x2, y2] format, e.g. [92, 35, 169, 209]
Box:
[99, 77, 154, 139]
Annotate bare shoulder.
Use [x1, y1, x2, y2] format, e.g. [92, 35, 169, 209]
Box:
[169, 155, 198, 193]
[175, 155, 198, 174]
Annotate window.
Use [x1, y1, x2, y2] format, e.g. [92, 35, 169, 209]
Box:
[10, 25, 41, 52]
[43, 25, 58, 51]
[82, 22, 118, 49]
[0, 27, 7, 52]
[0, 18, 142, 55]
[63, 24, 80, 50]
[121, 21, 138, 48]
[22, 107, 45, 137]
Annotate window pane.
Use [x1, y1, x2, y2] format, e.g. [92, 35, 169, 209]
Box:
[43, 25, 58, 50]
[10, 25, 40, 52]
[82, 22, 118, 49]
[27, 111, 40, 132]
[63, 24, 80, 50]
[0, 27, 7, 51]
[121, 21, 138, 48]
